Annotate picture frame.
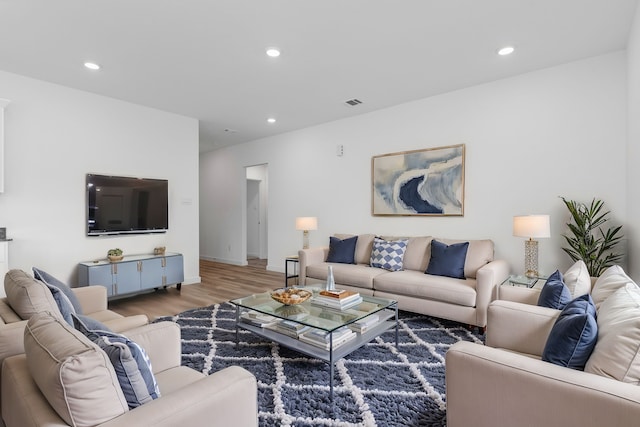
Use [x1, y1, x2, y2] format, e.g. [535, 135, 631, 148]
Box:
[371, 144, 465, 216]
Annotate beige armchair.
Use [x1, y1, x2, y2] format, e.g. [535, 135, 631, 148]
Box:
[446, 300, 640, 427]
[0, 269, 148, 370]
[1, 314, 258, 427]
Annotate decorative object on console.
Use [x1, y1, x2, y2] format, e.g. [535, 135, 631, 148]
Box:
[371, 144, 465, 216]
[153, 246, 166, 255]
[107, 248, 124, 262]
[295, 216, 318, 249]
[560, 197, 624, 277]
[513, 214, 550, 278]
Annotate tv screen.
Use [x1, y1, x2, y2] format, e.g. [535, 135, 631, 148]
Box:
[87, 174, 168, 236]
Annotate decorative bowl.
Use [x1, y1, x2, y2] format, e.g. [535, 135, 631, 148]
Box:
[108, 255, 124, 262]
[271, 288, 312, 305]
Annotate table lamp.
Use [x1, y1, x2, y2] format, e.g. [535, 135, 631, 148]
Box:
[295, 217, 318, 249]
[513, 215, 550, 278]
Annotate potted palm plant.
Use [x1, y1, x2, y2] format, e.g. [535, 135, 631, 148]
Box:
[561, 197, 624, 277]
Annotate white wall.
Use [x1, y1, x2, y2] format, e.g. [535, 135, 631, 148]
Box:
[0, 70, 200, 288]
[200, 52, 628, 277]
[628, 5, 640, 279]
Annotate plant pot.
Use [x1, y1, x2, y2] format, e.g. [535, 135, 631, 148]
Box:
[108, 255, 124, 262]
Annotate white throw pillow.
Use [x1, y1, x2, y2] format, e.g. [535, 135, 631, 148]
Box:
[590, 265, 635, 309]
[563, 260, 591, 298]
[585, 283, 640, 383]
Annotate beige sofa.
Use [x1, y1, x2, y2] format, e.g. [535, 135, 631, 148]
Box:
[1, 312, 258, 427]
[0, 269, 148, 371]
[446, 289, 640, 427]
[299, 234, 509, 328]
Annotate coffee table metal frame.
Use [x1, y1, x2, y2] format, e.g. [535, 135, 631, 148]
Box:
[231, 291, 398, 399]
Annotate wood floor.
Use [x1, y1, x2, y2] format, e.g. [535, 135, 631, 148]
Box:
[108, 259, 282, 320]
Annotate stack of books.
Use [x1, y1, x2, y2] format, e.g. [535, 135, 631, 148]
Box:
[347, 314, 380, 334]
[266, 319, 311, 338]
[240, 310, 279, 327]
[299, 326, 356, 350]
[311, 289, 363, 311]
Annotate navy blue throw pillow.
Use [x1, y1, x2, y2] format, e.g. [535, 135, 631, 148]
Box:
[326, 236, 358, 264]
[425, 240, 469, 279]
[542, 294, 598, 370]
[537, 270, 572, 309]
[33, 267, 83, 314]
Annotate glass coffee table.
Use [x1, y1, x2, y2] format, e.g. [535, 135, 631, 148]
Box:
[230, 288, 398, 399]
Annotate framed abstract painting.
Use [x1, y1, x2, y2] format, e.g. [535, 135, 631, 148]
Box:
[371, 144, 465, 216]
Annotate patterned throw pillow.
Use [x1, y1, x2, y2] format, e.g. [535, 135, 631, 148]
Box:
[370, 238, 408, 271]
[74, 316, 160, 408]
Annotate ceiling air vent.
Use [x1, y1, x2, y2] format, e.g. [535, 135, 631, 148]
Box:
[344, 98, 363, 107]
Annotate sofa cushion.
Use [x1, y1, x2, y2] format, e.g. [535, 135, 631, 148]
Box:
[75, 317, 161, 407]
[33, 267, 83, 313]
[436, 238, 494, 279]
[585, 283, 640, 383]
[370, 237, 408, 271]
[334, 233, 375, 265]
[537, 270, 572, 310]
[591, 265, 635, 309]
[542, 294, 597, 370]
[4, 269, 60, 320]
[373, 270, 477, 307]
[563, 260, 591, 298]
[306, 262, 388, 290]
[24, 312, 128, 426]
[426, 240, 469, 279]
[402, 236, 433, 272]
[326, 236, 358, 264]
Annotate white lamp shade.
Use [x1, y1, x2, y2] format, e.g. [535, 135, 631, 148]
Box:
[295, 217, 318, 231]
[513, 215, 550, 238]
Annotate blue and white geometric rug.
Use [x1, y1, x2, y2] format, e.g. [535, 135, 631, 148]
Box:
[155, 302, 485, 427]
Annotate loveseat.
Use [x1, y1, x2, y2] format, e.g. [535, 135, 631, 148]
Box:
[0, 269, 148, 371]
[446, 265, 640, 427]
[299, 234, 509, 328]
[1, 312, 258, 427]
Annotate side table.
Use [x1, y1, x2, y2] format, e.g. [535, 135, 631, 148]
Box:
[285, 256, 299, 288]
[499, 274, 548, 304]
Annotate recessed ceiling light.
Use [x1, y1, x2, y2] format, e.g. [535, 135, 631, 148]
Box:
[497, 46, 515, 56]
[84, 62, 100, 70]
[266, 48, 281, 58]
[267, 117, 276, 124]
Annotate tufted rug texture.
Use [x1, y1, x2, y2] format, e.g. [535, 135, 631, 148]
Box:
[155, 302, 485, 427]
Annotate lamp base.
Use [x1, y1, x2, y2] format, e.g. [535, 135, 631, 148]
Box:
[302, 230, 309, 250]
[524, 239, 539, 278]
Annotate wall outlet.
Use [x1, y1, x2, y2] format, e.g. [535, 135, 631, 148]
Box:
[336, 144, 344, 156]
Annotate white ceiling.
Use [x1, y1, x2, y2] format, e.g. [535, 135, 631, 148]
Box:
[0, 1, 637, 152]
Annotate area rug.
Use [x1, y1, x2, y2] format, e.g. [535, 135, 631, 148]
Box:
[155, 303, 485, 427]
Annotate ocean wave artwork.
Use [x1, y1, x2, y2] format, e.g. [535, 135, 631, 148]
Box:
[372, 144, 465, 216]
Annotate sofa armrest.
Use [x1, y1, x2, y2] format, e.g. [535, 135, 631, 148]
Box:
[498, 284, 542, 305]
[446, 341, 640, 427]
[100, 366, 258, 427]
[473, 259, 509, 327]
[298, 247, 329, 286]
[486, 300, 559, 356]
[0, 320, 27, 366]
[72, 286, 108, 314]
[124, 322, 181, 373]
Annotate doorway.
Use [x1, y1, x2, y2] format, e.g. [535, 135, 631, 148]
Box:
[246, 164, 268, 268]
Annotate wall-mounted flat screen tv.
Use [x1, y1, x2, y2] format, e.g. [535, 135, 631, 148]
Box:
[87, 174, 168, 236]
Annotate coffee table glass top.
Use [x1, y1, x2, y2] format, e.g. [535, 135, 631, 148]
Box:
[230, 288, 396, 333]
